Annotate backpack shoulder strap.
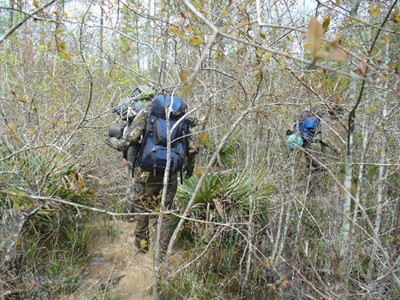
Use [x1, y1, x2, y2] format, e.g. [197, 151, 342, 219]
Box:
[136, 107, 153, 163]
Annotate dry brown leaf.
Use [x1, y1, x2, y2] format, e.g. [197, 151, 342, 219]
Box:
[213, 199, 225, 220]
[327, 47, 347, 62]
[357, 61, 367, 76]
[307, 16, 323, 57]
[179, 68, 192, 83]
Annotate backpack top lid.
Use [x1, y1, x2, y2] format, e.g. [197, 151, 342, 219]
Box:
[151, 95, 187, 119]
[301, 115, 320, 129]
[299, 114, 320, 137]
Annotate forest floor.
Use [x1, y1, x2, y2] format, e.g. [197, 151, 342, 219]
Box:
[64, 220, 154, 300]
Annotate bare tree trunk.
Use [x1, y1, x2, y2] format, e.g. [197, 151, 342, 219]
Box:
[373, 92, 387, 238]
[153, 13, 171, 299]
[352, 115, 368, 227]
[9, 0, 14, 25]
[339, 72, 357, 295]
[99, 0, 105, 66]
[366, 91, 388, 293]
[264, 129, 271, 165]
[367, 42, 390, 291]
[152, 91, 182, 299]
[242, 120, 256, 292]
[149, 0, 155, 73]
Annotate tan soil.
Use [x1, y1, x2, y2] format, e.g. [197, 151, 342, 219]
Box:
[63, 220, 154, 300]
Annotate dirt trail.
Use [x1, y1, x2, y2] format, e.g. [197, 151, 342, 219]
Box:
[65, 220, 154, 300]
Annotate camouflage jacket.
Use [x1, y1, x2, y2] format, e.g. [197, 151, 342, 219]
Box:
[107, 104, 150, 152]
[106, 103, 198, 173]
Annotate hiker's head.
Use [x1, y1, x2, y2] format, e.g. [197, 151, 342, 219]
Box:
[301, 108, 323, 119]
[301, 110, 311, 118]
[286, 129, 294, 136]
[328, 104, 344, 118]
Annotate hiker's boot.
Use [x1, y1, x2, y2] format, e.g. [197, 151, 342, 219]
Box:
[122, 214, 135, 223]
[134, 238, 149, 253]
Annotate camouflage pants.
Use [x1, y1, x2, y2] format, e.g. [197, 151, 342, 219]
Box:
[303, 140, 325, 172]
[129, 168, 178, 254]
[303, 140, 326, 196]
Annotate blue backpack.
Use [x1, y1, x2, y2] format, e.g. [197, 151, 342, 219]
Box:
[299, 111, 320, 138]
[138, 95, 189, 175]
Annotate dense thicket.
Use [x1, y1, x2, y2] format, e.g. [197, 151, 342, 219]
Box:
[1, 0, 399, 299]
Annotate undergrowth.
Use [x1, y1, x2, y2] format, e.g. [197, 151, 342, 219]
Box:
[0, 145, 102, 299]
[162, 170, 278, 299]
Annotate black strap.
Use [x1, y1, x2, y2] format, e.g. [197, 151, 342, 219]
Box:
[152, 149, 157, 176]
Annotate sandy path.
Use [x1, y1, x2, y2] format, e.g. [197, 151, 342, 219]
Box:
[65, 220, 154, 300]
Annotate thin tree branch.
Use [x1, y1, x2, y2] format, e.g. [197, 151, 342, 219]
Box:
[0, 0, 58, 44]
[347, 0, 398, 151]
[0, 189, 161, 218]
[76, 1, 94, 128]
[166, 106, 254, 257]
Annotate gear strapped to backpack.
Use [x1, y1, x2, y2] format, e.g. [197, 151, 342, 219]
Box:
[137, 95, 190, 176]
[109, 86, 155, 139]
[298, 110, 320, 139]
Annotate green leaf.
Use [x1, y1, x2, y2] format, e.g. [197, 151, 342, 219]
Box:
[367, 106, 377, 114]
[221, 7, 227, 17]
[255, 49, 265, 56]
[59, 51, 71, 61]
[265, 53, 271, 63]
[193, 0, 201, 9]
[59, 41, 67, 50]
[190, 36, 203, 46]
[169, 26, 185, 36]
[200, 132, 209, 145]
[370, 5, 380, 18]
[213, 51, 223, 58]
[322, 16, 330, 33]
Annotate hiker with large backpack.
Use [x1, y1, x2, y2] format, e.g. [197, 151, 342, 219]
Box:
[106, 90, 199, 255]
[108, 86, 156, 218]
[286, 109, 341, 173]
